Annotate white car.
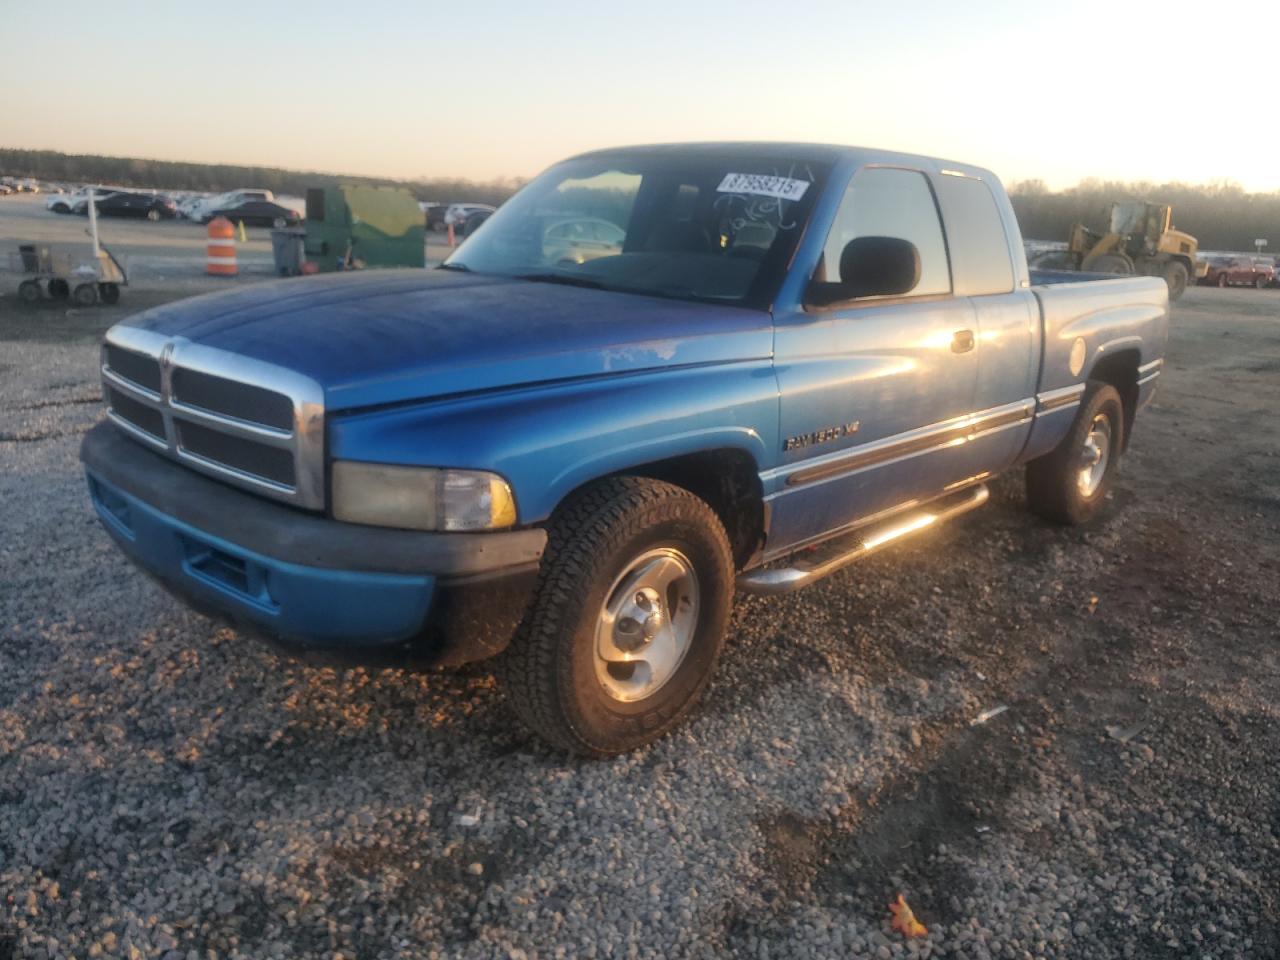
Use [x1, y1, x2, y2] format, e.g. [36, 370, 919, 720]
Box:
[47, 186, 119, 215]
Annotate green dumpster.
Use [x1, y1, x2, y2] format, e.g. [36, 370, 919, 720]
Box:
[303, 186, 424, 272]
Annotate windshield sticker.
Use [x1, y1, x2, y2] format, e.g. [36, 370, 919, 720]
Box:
[716, 173, 810, 202]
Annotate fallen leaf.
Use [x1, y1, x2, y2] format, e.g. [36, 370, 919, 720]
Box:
[970, 704, 1008, 726]
[889, 893, 928, 938]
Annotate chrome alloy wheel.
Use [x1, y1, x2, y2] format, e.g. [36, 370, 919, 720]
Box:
[593, 547, 700, 703]
[1076, 414, 1112, 498]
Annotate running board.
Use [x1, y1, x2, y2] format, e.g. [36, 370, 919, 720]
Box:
[736, 484, 990, 596]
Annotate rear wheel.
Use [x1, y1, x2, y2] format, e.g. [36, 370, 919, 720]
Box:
[1163, 261, 1188, 301]
[98, 282, 120, 305]
[1256, 276, 1268, 290]
[18, 280, 42, 303]
[1218, 273, 1229, 288]
[146, 208, 160, 221]
[72, 283, 97, 306]
[1026, 381, 1124, 525]
[272, 216, 287, 229]
[48, 278, 69, 300]
[499, 477, 734, 755]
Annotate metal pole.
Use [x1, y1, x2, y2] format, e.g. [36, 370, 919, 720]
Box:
[88, 188, 100, 258]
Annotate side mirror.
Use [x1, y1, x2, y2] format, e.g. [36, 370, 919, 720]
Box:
[807, 236, 922, 306]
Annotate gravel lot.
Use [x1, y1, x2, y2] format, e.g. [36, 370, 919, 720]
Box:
[2, 278, 1279, 959]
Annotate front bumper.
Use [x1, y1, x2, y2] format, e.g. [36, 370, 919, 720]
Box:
[81, 422, 545, 666]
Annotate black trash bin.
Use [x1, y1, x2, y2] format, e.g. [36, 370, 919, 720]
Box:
[270, 228, 306, 277]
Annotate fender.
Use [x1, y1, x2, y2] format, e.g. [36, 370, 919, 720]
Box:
[329, 360, 779, 524]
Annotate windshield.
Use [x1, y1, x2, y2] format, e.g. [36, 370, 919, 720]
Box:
[445, 152, 829, 307]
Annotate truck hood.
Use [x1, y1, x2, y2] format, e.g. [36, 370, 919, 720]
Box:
[122, 270, 773, 410]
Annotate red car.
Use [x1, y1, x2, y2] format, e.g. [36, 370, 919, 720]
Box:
[1201, 256, 1275, 289]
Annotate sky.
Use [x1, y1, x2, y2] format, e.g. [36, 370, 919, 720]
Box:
[3, 0, 1275, 191]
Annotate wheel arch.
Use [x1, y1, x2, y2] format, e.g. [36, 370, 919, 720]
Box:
[553, 446, 767, 571]
[1086, 347, 1141, 449]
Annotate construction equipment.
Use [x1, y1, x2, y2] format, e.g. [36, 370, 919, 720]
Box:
[1060, 201, 1201, 300]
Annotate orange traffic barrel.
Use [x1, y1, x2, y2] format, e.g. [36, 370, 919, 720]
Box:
[206, 216, 237, 276]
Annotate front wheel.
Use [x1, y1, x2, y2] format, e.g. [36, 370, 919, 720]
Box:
[146, 208, 160, 221]
[1256, 276, 1268, 290]
[1086, 254, 1132, 275]
[1218, 273, 1229, 288]
[1026, 381, 1124, 525]
[499, 477, 735, 755]
[1163, 261, 1188, 301]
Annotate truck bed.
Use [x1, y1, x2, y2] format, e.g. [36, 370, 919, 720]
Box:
[1028, 272, 1169, 399]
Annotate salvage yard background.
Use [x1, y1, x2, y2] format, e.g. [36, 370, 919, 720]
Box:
[1, 190, 1279, 957]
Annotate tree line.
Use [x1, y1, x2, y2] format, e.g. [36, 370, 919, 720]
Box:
[0, 148, 525, 207]
[1009, 179, 1280, 254]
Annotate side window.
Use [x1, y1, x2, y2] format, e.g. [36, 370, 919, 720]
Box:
[305, 189, 325, 222]
[934, 174, 1015, 296]
[820, 167, 950, 297]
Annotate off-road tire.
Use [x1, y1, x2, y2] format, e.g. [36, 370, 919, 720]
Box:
[1026, 381, 1125, 525]
[1086, 254, 1132, 275]
[499, 477, 735, 756]
[1163, 260, 1188, 301]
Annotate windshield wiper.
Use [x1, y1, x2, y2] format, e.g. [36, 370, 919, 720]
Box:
[438, 261, 471, 272]
[515, 272, 604, 290]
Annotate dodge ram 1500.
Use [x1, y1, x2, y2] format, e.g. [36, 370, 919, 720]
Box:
[81, 143, 1169, 754]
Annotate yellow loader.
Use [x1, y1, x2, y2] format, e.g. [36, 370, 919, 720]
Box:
[1062, 201, 1202, 300]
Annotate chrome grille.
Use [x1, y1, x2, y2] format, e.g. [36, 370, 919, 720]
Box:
[101, 326, 325, 508]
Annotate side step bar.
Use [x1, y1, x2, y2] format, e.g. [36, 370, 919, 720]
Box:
[736, 484, 990, 596]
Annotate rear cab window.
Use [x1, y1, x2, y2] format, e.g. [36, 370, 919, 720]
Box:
[933, 173, 1015, 296]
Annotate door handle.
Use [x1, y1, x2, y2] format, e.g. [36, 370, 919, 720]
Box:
[951, 329, 975, 353]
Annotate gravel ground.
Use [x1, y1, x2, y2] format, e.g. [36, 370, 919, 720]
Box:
[1, 285, 1278, 959]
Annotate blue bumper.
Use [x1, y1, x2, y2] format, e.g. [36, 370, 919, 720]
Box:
[88, 472, 435, 646]
[80, 422, 545, 665]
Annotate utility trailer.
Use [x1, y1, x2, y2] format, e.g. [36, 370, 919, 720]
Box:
[10, 242, 127, 306]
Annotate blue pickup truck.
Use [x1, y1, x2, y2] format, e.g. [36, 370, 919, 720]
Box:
[81, 143, 1168, 754]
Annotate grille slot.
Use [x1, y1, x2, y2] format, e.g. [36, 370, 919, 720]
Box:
[99, 330, 324, 508]
[106, 386, 165, 440]
[178, 421, 296, 487]
[104, 344, 162, 394]
[171, 368, 295, 432]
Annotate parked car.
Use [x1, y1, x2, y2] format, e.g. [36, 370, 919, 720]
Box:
[444, 203, 495, 229]
[188, 189, 275, 223]
[86, 192, 177, 220]
[202, 199, 301, 228]
[460, 208, 495, 238]
[81, 142, 1169, 755]
[1201, 255, 1275, 289]
[540, 216, 625, 264]
[420, 201, 448, 232]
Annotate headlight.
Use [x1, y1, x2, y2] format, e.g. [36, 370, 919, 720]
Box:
[331, 461, 517, 531]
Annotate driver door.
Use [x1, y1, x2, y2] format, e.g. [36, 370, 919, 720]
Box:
[767, 166, 980, 554]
